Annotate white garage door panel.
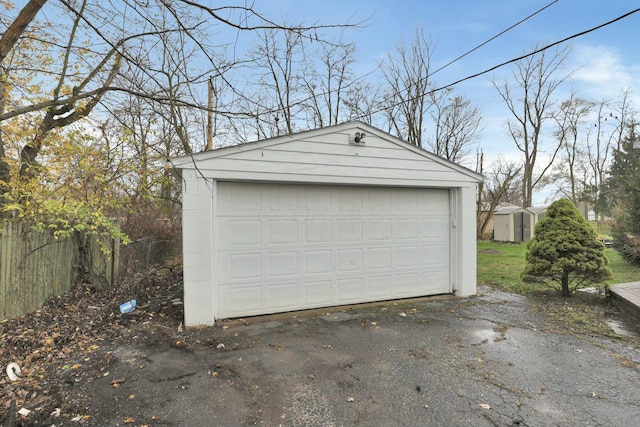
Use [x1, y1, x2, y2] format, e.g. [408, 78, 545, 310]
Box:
[216, 182, 450, 318]
[369, 275, 392, 297]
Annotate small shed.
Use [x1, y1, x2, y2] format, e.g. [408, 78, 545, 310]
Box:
[493, 205, 533, 242]
[528, 206, 547, 225]
[170, 121, 482, 326]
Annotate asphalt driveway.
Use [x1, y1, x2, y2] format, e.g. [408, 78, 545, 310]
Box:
[52, 287, 640, 426]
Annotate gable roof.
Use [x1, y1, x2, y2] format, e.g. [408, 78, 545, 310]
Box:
[494, 205, 527, 215]
[170, 121, 483, 187]
[527, 206, 548, 214]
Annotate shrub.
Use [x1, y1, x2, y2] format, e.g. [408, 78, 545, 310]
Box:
[612, 232, 640, 265]
[521, 199, 612, 296]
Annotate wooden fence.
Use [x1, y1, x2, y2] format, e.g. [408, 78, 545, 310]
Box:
[0, 221, 119, 320]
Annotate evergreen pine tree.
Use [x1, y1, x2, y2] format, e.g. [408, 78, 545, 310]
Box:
[522, 199, 612, 296]
[603, 130, 640, 264]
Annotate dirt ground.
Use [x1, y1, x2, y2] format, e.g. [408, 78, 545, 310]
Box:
[2, 268, 640, 426]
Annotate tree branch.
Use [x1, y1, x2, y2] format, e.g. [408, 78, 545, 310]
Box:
[0, 0, 47, 64]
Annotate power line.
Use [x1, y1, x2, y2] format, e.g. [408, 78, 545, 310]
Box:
[428, 0, 559, 80]
[363, 7, 640, 120]
[241, 1, 561, 123]
[349, 0, 559, 122]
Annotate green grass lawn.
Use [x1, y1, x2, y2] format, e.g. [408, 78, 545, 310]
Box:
[477, 240, 640, 293]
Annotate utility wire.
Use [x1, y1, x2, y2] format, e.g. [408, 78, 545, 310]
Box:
[429, 0, 559, 79]
[362, 7, 640, 120]
[242, 0, 560, 123]
[346, 0, 559, 123]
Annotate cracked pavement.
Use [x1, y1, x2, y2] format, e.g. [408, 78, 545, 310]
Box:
[59, 286, 640, 426]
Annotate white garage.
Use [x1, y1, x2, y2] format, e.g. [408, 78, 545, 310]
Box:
[171, 122, 482, 326]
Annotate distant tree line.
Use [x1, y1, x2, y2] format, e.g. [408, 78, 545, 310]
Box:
[0, 0, 638, 259]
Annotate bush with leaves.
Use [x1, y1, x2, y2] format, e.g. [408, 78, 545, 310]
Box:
[521, 198, 612, 296]
[612, 234, 640, 265]
[0, 124, 135, 253]
[2, 196, 130, 254]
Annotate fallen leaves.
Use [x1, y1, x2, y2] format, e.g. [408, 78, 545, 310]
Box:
[1, 268, 184, 423]
[111, 377, 126, 387]
[360, 321, 379, 329]
[0, 271, 180, 420]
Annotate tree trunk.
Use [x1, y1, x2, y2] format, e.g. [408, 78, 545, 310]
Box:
[19, 112, 53, 178]
[0, 70, 12, 210]
[523, 162, 533, 208]
[561, 271, 570, 297]
[0, 0, 47, 63]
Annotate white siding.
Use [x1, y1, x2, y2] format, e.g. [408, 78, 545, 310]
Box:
[455, 185, 477, 297]
[174, 122, 482, 326]
[172, 124, 479, 188]
[181, 170, 215, 326]
[493, 214, 514, 242]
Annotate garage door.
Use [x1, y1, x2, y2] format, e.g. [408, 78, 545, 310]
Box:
[215, 182, 451, 318]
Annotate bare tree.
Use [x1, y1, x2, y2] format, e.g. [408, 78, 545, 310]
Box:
[343, 81, 385, 126]
[380, 28, 435, 147]
[549, 92, 594, 203]
[476, 149, 485, 239]
[0, 0, 358, 207]
[493, 44, 572, 207]
[586, 91, 636, 218]
[142, 10, 226, 155]
[301, 38, 357, 127]
[107, 92, 183, 212]
[428, 92, 481, 164]
[248, 27, 306, 136]
[477, 157, 522, 239]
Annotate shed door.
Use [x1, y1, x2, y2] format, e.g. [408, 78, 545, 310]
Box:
[522, 213, 532, 241]
[215, 182, 451, 318]
[514, 212, 532, 242]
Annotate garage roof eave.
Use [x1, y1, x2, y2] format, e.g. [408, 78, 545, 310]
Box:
[169, 121, 483, 183]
